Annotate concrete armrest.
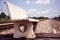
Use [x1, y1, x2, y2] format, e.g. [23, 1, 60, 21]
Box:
[28, 18, 39, 22]
[11, 18, 39, 22]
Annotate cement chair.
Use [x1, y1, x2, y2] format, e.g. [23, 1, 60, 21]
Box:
[4, 1, 39, 38]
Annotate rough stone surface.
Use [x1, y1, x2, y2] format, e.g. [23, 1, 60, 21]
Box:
[35, 20, 53, 33]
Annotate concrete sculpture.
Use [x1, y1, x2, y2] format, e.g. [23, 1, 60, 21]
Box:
[4, 1, 39, 38]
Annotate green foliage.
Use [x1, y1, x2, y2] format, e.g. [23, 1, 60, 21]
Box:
[52, 15, 60, 21]
[0, 12, 11, 23]
[0, 12, 6, 18]
[58, 15, 60, 19]
[52, 15, 60, 19]
[29, 16, 49, 19]
[0, 14, 1, 18]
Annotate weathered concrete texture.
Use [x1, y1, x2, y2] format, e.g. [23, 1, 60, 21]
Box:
[0, 19, 60, 36]
[37, 38, 60, 40]
[50, 20, 60, 33]
[13, 21, 36, 38]
[0, 38, 60, 40]
[0, 34, 60, 40]
[35, 20, 53, 34]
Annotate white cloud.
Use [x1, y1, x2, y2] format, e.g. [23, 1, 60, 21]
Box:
[27, 8, 57, 17]
[40, 8, 54, 13]
[25, 0, 30, 4]
[35, 0, 55, 4]
[25, 0, 55, 5]
[27, 8, 38, 14]
[41, 8, 57, 14]
[28, 8, 54, 14]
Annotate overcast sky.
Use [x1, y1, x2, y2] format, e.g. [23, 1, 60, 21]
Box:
[0, 0, 60, 18]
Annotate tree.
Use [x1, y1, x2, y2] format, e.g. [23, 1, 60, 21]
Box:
[37, 16, 45, 19]
[0, 12, 6, 18]
[7, 16, 10, 19]
[45, 17, 49, 19]
[58, 15, 60, 19]
[0, 14, 1, 18]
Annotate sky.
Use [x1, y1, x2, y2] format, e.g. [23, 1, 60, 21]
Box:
[0, 0, 60, 18]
